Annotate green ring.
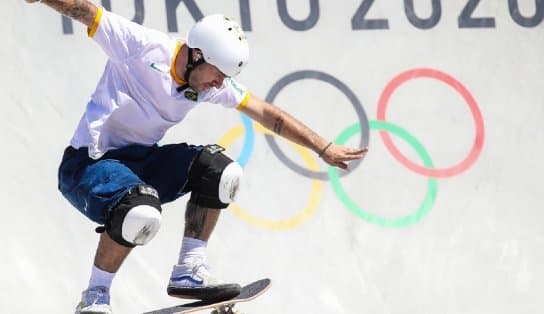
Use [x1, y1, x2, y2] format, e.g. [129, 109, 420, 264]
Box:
[327, 120, 438, 227]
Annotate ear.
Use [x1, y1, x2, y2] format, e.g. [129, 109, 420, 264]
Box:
[193, 48, 204, 61]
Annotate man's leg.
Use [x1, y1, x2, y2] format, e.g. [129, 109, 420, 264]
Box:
[59, 145, 164, 314]
[178, 204, 220, 277]
[167, 203, 241, 302]
[178, 204, 220, 287]
[167, 145, 244, 301]
[87, 232, 132, 293]
[94, 232, 133, 273]
[184, 204, 220, 240]
[75, 185, 162, 313]
[78, 233, 132, 313]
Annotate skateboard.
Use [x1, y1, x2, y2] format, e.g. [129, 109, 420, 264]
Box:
[144, 278, 271, 314]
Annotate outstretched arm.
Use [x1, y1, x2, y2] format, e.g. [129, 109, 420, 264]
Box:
[25, 0, 98, 28]
[239, 94, 368, 170]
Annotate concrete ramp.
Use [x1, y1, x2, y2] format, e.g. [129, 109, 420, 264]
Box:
[2, 1, 543, 313]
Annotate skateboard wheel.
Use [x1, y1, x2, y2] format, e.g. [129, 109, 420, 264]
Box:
[214, 305, 238, 314]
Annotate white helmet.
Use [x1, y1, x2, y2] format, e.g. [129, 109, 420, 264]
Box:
[187, 14, 249, 77]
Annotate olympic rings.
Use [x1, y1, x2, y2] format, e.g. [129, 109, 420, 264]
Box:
[377, 68, 485, 178]
[328, 120, 438, 227]
[264, 70, 370, 180]
[216, 67, 483, 229]
[218, 120, 323, 231]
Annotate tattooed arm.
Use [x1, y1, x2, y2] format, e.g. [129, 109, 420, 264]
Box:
[25, 0, 98, 28]
[239, 94, 368, 169]
[241, 94, 327, 155]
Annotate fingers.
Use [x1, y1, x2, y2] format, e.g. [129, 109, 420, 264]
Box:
[337, 155, 363, 162]
[322, 145, 368, 170]
[346, 147, 368, 155]
[337, 147, 368, 161]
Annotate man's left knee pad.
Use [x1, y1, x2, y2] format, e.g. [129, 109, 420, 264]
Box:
[106, 185, 162, 248]
[218, 161, 243, 204]
[187, 144, 243, 209]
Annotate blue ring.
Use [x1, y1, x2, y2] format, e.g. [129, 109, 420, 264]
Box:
[237, 112, 254, 168]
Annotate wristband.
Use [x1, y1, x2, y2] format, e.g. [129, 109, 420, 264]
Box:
[318, 142, 333, 157]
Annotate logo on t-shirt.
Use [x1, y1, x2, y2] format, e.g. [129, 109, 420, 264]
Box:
[150, 63, 168, 73]
[184, 90, 198, 101]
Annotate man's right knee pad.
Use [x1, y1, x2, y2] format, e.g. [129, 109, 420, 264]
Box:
[106, 185, 162, 248]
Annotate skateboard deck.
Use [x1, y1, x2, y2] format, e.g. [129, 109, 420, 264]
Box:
[144, 278, 271, 314]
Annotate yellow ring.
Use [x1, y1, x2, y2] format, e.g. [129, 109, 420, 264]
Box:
[218, 123, 323, 230]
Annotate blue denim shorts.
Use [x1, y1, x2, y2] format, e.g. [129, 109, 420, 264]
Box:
[58, 143, 202, 224]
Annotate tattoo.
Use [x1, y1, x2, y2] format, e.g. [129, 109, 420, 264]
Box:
[67, 0, 92, 20]
[273, 116, 284, 135]
[266, 104, 322, 153]
[184, 202, 208, 238]
[43, 0, 96, 27]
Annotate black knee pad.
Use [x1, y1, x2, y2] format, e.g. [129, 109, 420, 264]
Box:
[187, 144, 243, 209]
[106, 185, 162, 248]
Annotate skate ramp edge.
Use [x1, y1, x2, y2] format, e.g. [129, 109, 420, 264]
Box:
[2, 2, 543, 314]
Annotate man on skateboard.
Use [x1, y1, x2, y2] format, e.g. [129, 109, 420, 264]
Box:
[24, 1, 368, 313]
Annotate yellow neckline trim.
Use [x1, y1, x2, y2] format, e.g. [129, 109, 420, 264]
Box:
[87, 6, 103, 38]
[171, 41, 186, 85]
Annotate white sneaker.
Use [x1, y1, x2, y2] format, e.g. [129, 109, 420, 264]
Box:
[167, 258, 240, 301]
[75, 286, 112, 314]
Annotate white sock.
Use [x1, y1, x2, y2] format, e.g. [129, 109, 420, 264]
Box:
[178, 237, 207, 265]
[88, 265, 115, 290]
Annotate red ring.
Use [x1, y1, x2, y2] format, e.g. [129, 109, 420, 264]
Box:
[376, 68, 485, 178]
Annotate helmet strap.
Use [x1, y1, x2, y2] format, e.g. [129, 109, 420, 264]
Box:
[183, 47, 207, 83]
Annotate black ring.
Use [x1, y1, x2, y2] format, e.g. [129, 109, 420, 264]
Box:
[264, 70, 370, 180]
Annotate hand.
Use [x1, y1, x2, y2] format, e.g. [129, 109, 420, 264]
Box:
[320, 143, 368, 170]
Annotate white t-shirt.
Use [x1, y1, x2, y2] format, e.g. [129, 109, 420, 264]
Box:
[70, 7, 250, 159]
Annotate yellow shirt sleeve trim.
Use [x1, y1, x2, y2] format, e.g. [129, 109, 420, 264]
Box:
[236, 91, 251, 110]
[87, 7, 103, 38]
[171, 41, 187, 85]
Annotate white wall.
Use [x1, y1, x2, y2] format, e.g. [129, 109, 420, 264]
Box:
[2, 1, 543, 313]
